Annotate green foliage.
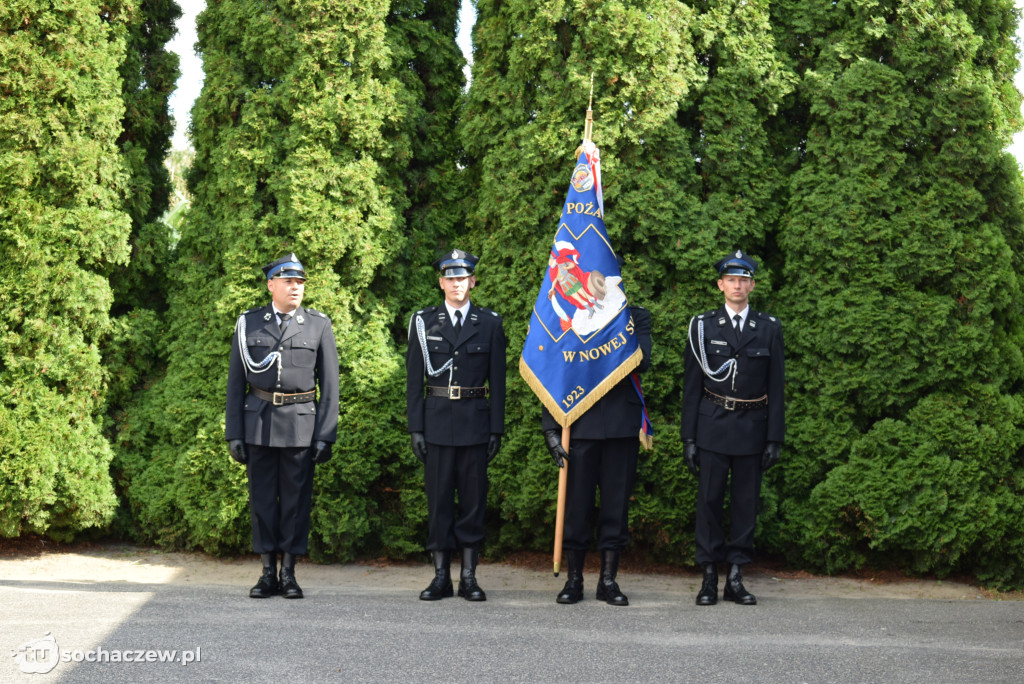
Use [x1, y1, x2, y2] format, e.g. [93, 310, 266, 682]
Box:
[0, 0, 135, 538]
[116, 0, 466, 562]
[5, 0, 1024, 590]
[767, 0, 1024, 586]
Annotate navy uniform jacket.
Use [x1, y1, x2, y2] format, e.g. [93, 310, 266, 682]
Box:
[226, 304, 340, 447]
[681, 306, 784, 455]
[406, 303, 506, 446]
[541, 306, 652, 440]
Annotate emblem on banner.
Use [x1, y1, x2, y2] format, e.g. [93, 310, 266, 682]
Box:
[570, 163, 594, 192]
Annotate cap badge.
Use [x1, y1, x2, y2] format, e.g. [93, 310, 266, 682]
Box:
[451, 250, 458, 259]
[735, 250, 742, 258]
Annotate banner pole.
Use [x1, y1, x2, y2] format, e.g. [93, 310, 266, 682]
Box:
[553, 425, 570, 576]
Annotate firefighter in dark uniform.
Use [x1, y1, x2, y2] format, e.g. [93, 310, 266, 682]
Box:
[226, 254, 339, 599]
[541, 306, 653, 606]
[681, 250, 784, 606]
[406, 249, 506, 602]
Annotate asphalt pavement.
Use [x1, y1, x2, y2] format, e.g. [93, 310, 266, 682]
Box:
[2, 549, 1022, 683]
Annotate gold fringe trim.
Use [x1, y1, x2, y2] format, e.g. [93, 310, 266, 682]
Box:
[519, 347, 642, 429]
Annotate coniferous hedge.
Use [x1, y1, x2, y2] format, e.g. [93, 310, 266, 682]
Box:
[0, 0, 134, 539]
[767, 0, 1024, 588]
[4, 0, 1024, 589]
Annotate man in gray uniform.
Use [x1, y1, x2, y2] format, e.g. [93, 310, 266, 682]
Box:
[681, 250, 784, 606]
[406, 249, 506, 601]
[226, 253, 339, 599]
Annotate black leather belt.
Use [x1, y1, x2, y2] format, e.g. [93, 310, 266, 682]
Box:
[426, 385, 487, 400]
[250, 387, 316, 405]
[703, 388, 767, 411]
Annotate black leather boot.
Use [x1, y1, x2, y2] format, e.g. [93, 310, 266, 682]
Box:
[457, 547, 487, 601]
[279, 552, 303, 599]
[723, 563, 757, 605]
[696, 563, 718, 606]
[249, 553, 280, 598]
[419, 550, 454, 600]
[556, 550, 586, 604]
[595, 550, 629, 606]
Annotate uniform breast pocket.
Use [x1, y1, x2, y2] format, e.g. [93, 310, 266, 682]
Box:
[246, 335, 273, 362]
[707, 340, 732, 358]
[746, 347, 770, 360]
[292, 339, 316, 367]
[468, 342, 490, 355]
[428, 340, 452, 364]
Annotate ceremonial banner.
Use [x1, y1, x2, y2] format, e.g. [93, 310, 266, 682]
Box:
[519, 141, 644, 429]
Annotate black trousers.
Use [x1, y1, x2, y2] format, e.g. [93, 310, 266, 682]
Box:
[563, 437, 639, 552]
[694, 448, 762, 566]
[246, 444, 314, 555]
[424, 442, 488, 551]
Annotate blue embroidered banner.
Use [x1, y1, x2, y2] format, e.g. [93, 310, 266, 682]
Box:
[519, 143, 643, 429]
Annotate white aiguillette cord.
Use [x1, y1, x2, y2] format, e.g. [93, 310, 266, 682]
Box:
[688, 316, 738, 390]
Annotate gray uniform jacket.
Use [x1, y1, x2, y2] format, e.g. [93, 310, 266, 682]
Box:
[226, 304, 340, 447]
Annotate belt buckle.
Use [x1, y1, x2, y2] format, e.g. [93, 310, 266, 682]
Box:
[723, 397, 735, 411]
[273, 393, 285, 406]
[448, 386, 461, 400]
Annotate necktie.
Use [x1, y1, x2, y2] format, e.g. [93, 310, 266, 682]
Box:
[278, 311, 291, 334]
[733, 313, 742, 333]
[454, 310, 463, 336]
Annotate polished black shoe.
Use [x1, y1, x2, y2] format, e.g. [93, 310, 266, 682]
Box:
[457, 548, 487, 601]
[279, 552, 303, 599]
[556, 550, 586, 604]
[249, 553, 280, 599]
[595, 550, 629, 606]
[696, 563, 718, 606]
[419, 550, 454, 601]
[723, 563, 757, 605]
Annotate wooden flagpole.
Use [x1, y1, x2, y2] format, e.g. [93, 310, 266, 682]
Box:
[555, 75, 595, 577]
[553, 426, 570, 576]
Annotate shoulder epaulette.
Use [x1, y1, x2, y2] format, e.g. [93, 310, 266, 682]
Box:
[477, 306, 501, 319]
[306, 308, 328, 319]
[243, 308, 259, 315]
[755, 311, 781, 324]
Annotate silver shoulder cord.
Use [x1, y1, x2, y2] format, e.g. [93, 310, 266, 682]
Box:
[236, 314, 281, 375]
[415, 314, 453, 383]
[688, 316, 737, 389]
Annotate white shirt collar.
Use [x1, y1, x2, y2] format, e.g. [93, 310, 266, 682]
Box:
[725, 304, 749, 329]
[445, 301, 471, 322]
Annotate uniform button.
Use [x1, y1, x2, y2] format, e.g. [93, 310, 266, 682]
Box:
[453, 366, 459, 371]
[454, 351, 459, 356]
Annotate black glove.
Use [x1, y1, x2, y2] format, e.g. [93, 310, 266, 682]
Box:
[487, 434, 502, 463]
[312, 440, 332, 464]
[410, 432, 427, 463]
[683, 440, 698, 477]
[228, 440, 248, 465]
[542, 429, 567, 469]
[762, 442, 781, 470]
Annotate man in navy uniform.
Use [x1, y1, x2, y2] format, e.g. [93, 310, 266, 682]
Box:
[406, 249, 506, 601]
[681, 250, 784, 606]
[541, 305, 652, 606]
[226, 253, 339, 599]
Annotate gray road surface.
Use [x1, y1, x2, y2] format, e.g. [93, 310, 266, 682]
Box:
[2, 550, 1022, 683]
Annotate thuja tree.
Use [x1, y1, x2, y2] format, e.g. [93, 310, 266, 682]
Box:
[0, 1, 133, 538]
[770, 0, 1024, 588]
[105, 0, 180, 427]
[631, 0, 796, 563]
[320, 0, 469, 561]
[459, 0, 703, 557]
[116, 0, 425, 558]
